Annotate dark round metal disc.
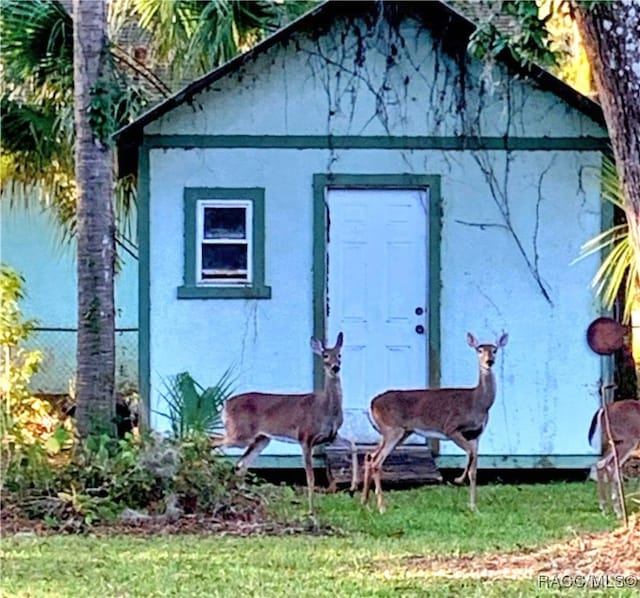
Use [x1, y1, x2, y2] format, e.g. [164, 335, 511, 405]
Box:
[586, 317, 626, 355]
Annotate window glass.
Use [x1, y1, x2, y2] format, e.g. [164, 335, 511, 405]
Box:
[203, 207, 246, 240]
[201, 244, 248, 280]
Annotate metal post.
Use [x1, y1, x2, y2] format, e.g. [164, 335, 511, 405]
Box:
[601, 353, 628, 526]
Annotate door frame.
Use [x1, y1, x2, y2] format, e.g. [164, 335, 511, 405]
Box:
[312, 173, 442, 391]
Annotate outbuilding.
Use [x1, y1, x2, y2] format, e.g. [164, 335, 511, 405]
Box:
[116, 0, 609, 471]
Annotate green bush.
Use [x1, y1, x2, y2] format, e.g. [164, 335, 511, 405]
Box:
[172, 433, 240, 515]
[2, 430, 264, 531]
[3, 433, 156, 528]
[1, 266, 73, 491]
[1, 265, 45, 446]
[63, 434, 166, 512]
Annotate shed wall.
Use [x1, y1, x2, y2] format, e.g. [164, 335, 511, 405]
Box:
[147, 145, 603, 458]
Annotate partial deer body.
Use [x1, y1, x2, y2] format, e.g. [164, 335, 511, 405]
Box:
[588, 399, 640, 517]
[211, 332, 357, 513]
[362, 332, 508, 512]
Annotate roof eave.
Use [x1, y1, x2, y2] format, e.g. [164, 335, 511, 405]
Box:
[113, 0, 332, 146]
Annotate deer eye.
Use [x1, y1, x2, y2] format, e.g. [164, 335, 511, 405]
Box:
[323, 353, 329, 359]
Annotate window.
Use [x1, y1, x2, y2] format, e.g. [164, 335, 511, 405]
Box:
[179, 188, 271, 299]
[198, 201, 252, 284]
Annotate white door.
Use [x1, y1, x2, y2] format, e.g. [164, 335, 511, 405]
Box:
[327, 188, 429, 442]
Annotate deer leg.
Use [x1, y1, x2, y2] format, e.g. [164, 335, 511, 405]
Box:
[361, 439, 389, 506]
[454, 462, 470, 485]
[609, 440, 637, 518]
[331, 434, 359, 494]
[361, 450, 378, 505]
[448, 433, 479, 510]
[596, 453, 612, 513]
[467, 439, 479, 511]
[453, 436, 477, 485]
[326, 468, 338, 494]
[369, 429, 407, 514]
[610, 462, 622, 518]
[235, 435, 271, 474]
[301, 442, 316, 515]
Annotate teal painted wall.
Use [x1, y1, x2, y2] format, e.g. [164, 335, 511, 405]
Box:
[145, 145, 603, 459]
[0, 202, 139, 393]
[146, 15, 603, 140]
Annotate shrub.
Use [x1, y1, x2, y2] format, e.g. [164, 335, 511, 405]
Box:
[156, 370, 234, 439]
[172, 433, 239, 514]
[1, 317, 260, 532]
[2, 430, 264, 531]
[1, 266, 70, 487]
[1, 265, 44, 444]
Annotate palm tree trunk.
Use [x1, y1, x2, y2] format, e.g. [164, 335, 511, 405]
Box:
[574, 2, 640, 287]
[73, 0, 115, 437]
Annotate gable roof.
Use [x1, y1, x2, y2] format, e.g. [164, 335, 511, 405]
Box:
[115, 0, 604, 153]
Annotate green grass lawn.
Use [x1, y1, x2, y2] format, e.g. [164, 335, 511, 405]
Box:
[1, 481, 632, 597]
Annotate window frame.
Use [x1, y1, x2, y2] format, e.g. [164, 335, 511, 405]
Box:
[178, 188, 271, 299]
[196, 199, 253, 285]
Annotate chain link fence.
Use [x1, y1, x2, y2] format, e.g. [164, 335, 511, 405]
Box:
[24, 327, 138, 395]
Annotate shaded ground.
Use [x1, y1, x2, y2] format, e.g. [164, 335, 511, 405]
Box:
[0, 489, 338, 537]
[1, 508, 338, 537]
[400, 516, 639, 580]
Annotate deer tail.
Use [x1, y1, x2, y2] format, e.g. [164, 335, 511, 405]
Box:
[366, 408, 381, 434]
[588, 407, 603, 452]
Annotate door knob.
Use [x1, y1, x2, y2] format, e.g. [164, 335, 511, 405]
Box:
[415, 325, 425, 334]
[415, 307, 424, 315]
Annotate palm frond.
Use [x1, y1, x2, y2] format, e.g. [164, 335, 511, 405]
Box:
[131, 0, 200, 81]
[573, 224, 628, 261]
[2, 0, 317, 250]
[155, 368, 236, 439]
[600, 156, 625, 209]
[1, 3, 150, 248]
[0, 0, 73, 92]
[0, 97, 72, 167]
[115, 175, 138, 249]
[128, 0, 318, 82]
[575, 156, 637, 322]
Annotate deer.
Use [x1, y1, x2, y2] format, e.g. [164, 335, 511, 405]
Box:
[210, 332, 358, 514]
[362, 332, 509, 513]
[588, 399, 640, 517]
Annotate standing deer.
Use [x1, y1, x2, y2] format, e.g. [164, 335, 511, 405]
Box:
[362, 332, 508, 512]
[211, 332, 357, 513]
[588, 399, 640, 517]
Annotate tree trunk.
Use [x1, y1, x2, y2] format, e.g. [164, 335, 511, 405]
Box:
[573, 2, 640, 282]
[73, 0, 115, 437]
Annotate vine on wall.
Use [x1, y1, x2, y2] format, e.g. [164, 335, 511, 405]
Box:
[296, 3, 560, 305]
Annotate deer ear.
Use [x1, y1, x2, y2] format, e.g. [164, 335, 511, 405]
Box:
[497, 332, 509, 347]
[467, 333, 479, 348]
[336, 332, 344, 349]
[310, 337, 324, 355]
